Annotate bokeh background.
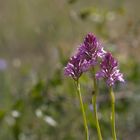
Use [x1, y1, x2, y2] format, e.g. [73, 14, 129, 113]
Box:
[0, 0, 140, 140]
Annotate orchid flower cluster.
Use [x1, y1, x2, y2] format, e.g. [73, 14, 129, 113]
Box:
[64, 33, 124, 140]
[64, 33, 124, 85]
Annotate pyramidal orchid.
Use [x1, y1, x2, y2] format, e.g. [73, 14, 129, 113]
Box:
[64, 33, 125, 140]
[96, 52, 124, 140]
[78, 33, 106, 71]
[64, 54, 89, 139]
[96, 52, 124, 86]
[79, 33, 104, 140]
[64, 53, 89, 81]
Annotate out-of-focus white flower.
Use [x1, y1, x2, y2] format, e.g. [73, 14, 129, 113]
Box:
[11, 110, 20, 118]
[44, 116, 57, 127]
[35, 109, 43, 118]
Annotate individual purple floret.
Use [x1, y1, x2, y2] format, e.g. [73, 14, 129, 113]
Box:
[96, 52, 124, 86]
[64, 53, 88, 81]
[78, 33, 106, 70]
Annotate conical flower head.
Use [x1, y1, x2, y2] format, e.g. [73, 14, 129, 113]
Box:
[64, 53, 88, 81]
[96, 52, 124, 86]
[78, 33, 106, 70]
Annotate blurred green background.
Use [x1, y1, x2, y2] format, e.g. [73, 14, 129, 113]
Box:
[0, 0, 140, 140]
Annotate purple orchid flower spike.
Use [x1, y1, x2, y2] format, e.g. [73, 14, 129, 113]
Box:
[78, 33, 106, 71]
[64, 53, 88, 81]
[96, 52, 124, 86]
[84, 33, 105, 58]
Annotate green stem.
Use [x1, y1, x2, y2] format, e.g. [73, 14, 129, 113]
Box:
[92, 68, 103, 140]
[75, 80, 89, 140]
[109, 87, 117, 140]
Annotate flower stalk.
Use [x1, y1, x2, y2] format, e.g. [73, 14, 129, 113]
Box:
[92, 68, 103, 140]
[75, 80, 89, 140]
[64, 33, 124, 140]
[109, 86, 117, 140]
